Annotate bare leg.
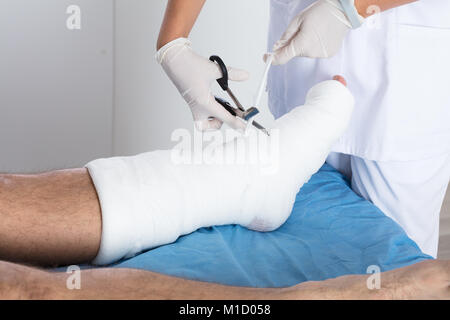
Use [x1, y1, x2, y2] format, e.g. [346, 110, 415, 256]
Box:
[0, 169, 101, 266]
[1, 260, 448, 300]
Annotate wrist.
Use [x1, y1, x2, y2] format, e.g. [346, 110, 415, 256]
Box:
[157, 33, 186, 51]
[156, 37, 191, 64]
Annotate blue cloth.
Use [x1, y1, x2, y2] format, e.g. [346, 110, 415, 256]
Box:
[112, 164, 431, 288]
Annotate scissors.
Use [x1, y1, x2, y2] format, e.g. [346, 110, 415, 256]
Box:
[209, 55, 270, 136]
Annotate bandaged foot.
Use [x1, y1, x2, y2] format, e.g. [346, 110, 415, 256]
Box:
[87, 78, 354, 265]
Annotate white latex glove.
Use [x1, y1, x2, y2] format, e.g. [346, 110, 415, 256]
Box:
[269, 0, 362, 65]
[156, 38, 249, 131]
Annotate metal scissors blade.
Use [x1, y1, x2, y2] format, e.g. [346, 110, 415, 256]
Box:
[214, 97, 270, 136]
[209, 55, 270, 136]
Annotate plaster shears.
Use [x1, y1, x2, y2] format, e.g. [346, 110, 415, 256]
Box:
[209, 55, 270, 136]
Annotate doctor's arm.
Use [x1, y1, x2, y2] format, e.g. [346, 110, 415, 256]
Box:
[156, 0, 248, 132]
[157, 0, 205, 50]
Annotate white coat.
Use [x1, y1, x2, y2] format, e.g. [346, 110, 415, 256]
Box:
[267, 0, 450, 162]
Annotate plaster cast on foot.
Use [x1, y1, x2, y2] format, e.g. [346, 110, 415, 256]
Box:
[87, 80, 354, 265]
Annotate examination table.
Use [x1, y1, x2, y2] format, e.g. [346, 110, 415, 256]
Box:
[65, 164, 432, 287]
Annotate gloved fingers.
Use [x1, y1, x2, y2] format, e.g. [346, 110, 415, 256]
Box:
[272, 41, 298, 65]
[272, 14, 304, 52]
[206, 118, 224, 131]
[209, 61, 250, 82]
[191, 96, 245, 132]
[227, 67, 250, 82]
[272, 30, 314, 65]
[207, 97, 246, 131]
[263, 52, 276, 63]
[194, 118, 223, 131]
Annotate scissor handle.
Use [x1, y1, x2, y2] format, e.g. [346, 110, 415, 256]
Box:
[214, 97, 236, 116]
[209, 55, 228, 91]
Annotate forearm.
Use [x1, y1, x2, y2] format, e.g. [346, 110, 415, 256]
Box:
[51, 268, 302, 300]
[0, 260, 344, 300]
[26, 266, 383, 300]
[157, 0, 206, 50]
[3, 259, 449, 300]
[355, 0, 417, 18]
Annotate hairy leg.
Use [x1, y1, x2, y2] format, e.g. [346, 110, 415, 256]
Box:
[1, 260, 448, 300]
[0, 169, 101, 266]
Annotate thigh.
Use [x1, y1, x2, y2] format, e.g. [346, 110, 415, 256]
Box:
[0, 169, 101, 266]
[350, 153, 450, 258]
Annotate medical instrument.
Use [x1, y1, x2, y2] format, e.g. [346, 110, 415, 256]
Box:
[157, 38, 249, 131]
[209, 55, 270, 136]
[254, 53, 273, 109]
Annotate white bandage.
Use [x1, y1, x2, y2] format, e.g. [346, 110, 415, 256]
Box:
[87, 80, 354, 265]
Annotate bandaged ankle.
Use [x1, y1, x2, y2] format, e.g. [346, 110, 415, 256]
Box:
[87, 80, 354, 265]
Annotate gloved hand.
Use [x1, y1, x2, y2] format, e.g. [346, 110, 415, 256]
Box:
[156, 38, 249, 131]
[269, 0, 364, 65]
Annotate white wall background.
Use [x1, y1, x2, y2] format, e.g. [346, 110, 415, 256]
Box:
[0, 0, 114, 173]
[0, 0, 271, 172]
[114, 0, 272, 156]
